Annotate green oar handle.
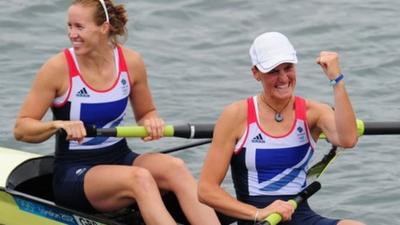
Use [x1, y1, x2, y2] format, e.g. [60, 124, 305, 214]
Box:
[117, 126, 174, 137]
[258, 200, 297, 225]
[86, 123, 214, 139]
[257, 181, 321, 225]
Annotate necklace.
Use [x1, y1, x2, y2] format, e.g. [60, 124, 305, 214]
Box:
[260, 95, 292, 123]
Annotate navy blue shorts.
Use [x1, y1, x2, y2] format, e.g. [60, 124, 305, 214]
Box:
[53, 139, 140, 212]
[237, 195, 339, 225]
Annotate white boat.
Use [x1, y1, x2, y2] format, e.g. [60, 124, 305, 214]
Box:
[0, 146, 234, 225]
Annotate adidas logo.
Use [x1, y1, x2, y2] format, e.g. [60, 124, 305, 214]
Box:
[76, 87, 90, 97]
[251, 133, 265, 143]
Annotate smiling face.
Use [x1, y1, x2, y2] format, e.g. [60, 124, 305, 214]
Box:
[253, 63, 296, 101]
[67, 4, 108, 55]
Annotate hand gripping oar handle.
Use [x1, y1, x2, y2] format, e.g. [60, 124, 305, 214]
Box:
[256, 181, 322, 225]
[85, 123, 214, 139]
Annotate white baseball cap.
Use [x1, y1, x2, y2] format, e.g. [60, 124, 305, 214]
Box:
[249, 32, 297, 73]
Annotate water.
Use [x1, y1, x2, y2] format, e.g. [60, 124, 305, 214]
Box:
[1, 0, 399, 224]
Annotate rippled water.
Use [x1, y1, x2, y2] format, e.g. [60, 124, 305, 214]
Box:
[1, 0, 399, 224]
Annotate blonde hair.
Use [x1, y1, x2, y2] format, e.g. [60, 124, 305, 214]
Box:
[71, 0, 128, 46]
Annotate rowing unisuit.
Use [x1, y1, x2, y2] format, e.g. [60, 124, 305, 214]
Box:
[231, 96, 316, 203]
[52, 46, 131, 155]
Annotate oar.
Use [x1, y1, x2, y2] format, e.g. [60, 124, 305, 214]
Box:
[160, 139, 212, 154]
[306, 145, 339, 181]
[85, 120, 400, 139]
[85, 123, 214, 138]
[255, 181, 322, 225]
[359, 120, 400, 135]
[306, 120, 400, 180]
[318, 119, 400, 139]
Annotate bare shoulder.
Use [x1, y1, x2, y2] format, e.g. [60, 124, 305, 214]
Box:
[41, 52, 68, 74]
[120, 46, 146, 83]
[20, 52, 68, 114]
[35, 52, 68, 92]
[120, 46, 144, 66]
[216, 99, 247, 138]
[222, 100, 247, 119]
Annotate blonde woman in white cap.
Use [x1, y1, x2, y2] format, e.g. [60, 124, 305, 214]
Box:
[14, 0, 221, 224]
[199, 32, 364, 225]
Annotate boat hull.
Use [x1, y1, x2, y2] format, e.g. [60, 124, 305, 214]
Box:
[0, 147, 235, 225]
[0, 189, 104, 225]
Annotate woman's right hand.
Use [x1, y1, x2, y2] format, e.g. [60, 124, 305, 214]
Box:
[315, 51, 341, 80]
[258, 199, 295, 222]
[53, 120, 87, 143]
[140, 116, 165, 142]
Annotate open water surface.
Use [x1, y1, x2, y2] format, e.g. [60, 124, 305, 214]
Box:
[1, 0, 399, 224]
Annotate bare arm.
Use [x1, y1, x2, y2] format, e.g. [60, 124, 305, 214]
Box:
[123, 48, 164, 141]
[14, 53, 86, 143]
[312, 51, 358, 147]
[198, 101, 294, 221]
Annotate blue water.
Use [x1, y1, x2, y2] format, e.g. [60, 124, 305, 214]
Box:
[1, 0, 399, 224]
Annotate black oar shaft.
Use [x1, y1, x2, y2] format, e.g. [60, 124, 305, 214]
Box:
[83, 121, 400, 138]
[294, 181, 321, 203]
[160, 139, 212, 154]
[363, 122, 400, 135]
[174, 123, 214, 138]
[86, 125, 118, 137]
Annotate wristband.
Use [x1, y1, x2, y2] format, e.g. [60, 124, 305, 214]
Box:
[254, 210, 259, 223]
[329, 74, 344, 86]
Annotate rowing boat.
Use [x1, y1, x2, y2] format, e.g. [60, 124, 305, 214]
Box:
[0, 146, 236, 225]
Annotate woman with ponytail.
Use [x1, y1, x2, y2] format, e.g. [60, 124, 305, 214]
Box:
[14, 1, 220, 224]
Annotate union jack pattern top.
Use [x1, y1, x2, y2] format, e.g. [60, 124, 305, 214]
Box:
[231, 96, 316, 199]
[52, 46, 131, 152]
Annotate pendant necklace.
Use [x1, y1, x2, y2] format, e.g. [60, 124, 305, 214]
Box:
[260, 95, 292, 123]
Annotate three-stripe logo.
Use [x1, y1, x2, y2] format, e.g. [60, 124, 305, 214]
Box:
[251, 133, 265, 143]
[76, 87, 90, 97]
